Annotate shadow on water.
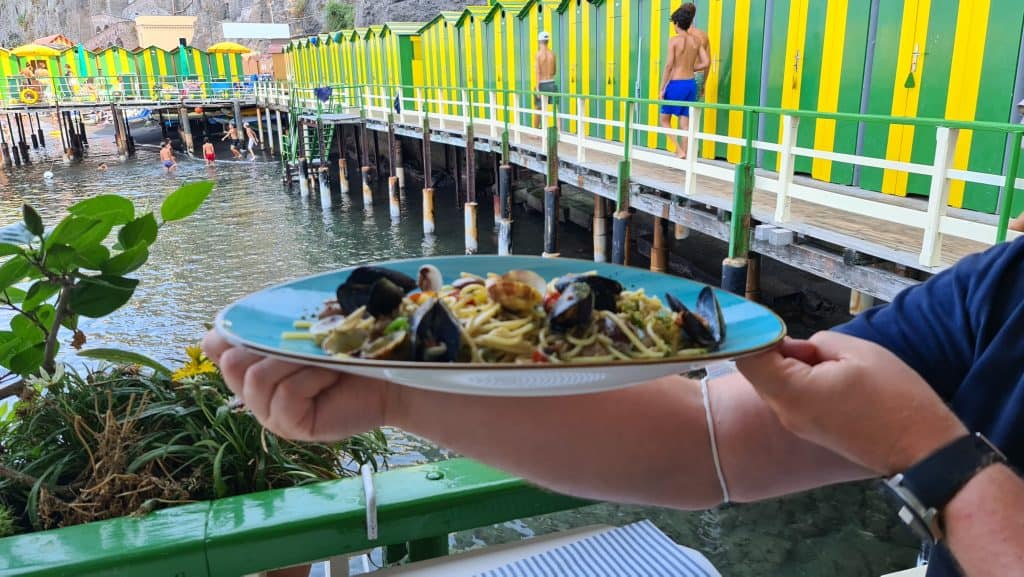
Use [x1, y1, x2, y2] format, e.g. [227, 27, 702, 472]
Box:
[0, 125, 918, 576]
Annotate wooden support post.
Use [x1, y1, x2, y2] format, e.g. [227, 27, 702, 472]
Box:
[453, 146, 462, 208]
[372, 129, 382, 174]
[320, 172, 332, 209]
[29, 114, 38, 149]
[178, 107, 194, 156]
[492, 154, 501, 225]
[745, 254, 762, 302]
[395, 137, 405, 189]
[8, 115, 22, 166]
[339, 158, 349, 194]
[276, 110, 284, 157]
[34, 113, 44, 148]
[593, 197, 608, 263]
[256, 107, 265, 149]
[389, 176, 401, 222]
[0, 120, 9, 168]
[543, 186, 560, 258]
[298, 158, 310, 197]
[849, 290, 876, 315]
[232, 101, 244, 138]
[497, 217, 513, 255]
[362, 166, 373, 206]
[387, 114, 396, 178]
[464, 202, 479, 255]
[113, 105, 128, 157]
[265, 106, 274, 153]
[611, 210, 630, 265]
[423, 187, 436, 235]
[124, 113, 136, 156]
[76, 112, 88, 146]
[723, 111, 757, 294]
[16, 115, 30, 164]
[650, 217, 667, 273]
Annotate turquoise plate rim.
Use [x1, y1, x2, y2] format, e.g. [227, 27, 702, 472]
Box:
[214, 255, 787, 370]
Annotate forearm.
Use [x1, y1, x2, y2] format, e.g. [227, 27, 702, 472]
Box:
[386, 373, 870, 509]
[944, 464, 1024, 576]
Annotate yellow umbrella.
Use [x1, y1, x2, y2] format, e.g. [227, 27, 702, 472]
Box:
[207, 42, 252, 54]
[10, 44, 62, 58]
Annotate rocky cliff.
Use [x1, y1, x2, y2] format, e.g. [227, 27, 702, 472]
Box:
[0, 0, 477, 50]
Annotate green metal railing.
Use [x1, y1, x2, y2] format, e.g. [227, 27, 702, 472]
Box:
[0, 458, 588, 576]
[262, 81, 1024, 266]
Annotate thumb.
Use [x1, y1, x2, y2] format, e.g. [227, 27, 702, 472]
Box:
[735, 344, 815, 400]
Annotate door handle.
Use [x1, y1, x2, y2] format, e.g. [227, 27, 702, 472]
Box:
[791, 51, 801, 89]
[910, 44, 921, 74]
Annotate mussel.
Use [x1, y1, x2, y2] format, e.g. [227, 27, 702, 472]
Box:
[410, 298, 465, 362]
[486, 270, 547, 313]
[666, 286, 726, 350]
[548, 282, 594, 333]
[418, 265, 443, 293]
[337, 266, 417, 317]
[553, 274, 623, 311]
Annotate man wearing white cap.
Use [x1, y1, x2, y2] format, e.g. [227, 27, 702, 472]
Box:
[534, 31, 557, 129]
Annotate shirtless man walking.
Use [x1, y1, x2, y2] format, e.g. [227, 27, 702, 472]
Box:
[160, 139, 177, 173]
[685, 4, 711, 101]
[658, 3, 709, 158]
[534, 31, 557, 129]
[222, 122, 243, 160]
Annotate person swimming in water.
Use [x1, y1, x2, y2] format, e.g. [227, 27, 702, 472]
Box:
[658, 3, 710, 159]
[160, 139, 177, 173]
[203, 137, 216, 166]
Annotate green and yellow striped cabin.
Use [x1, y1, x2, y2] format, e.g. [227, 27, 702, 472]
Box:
[418, 12, 463, 116]
[0, 48, 19, 104]
[383, 22, 426, 104]
[208, 51, 243, 82]
[134, 46, 177, 98]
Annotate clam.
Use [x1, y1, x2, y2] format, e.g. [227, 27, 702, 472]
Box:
[310, 315, 346, 344]
[418, 265, 443, 293]
[410, 298, 465, 362]
[486, 270, 548, 313]
[337, 266, 417, 316]
[360, 330, 410, 360]
[321, 327, 369, 355]
[553, 274, 623, 311]
[452, 274, 485, 290]
[665, 286, 725, 350]
[548, 282, 594, 333]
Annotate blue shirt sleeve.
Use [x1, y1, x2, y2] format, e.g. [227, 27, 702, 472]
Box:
[834, 239, 1023, 401]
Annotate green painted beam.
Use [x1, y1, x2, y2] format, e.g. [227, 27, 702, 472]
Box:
[0, 502, 212, 577]
[0, 459, 588, 577]
[204, 458, 588, 576]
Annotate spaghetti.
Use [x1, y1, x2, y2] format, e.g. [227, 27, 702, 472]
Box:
[290, 265, 726, 364]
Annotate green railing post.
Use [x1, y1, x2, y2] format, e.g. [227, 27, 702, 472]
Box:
[502, 89, 511, 163]
[611, 101, 635, 265]
[723, 109, 758, 294]
[997, 132, 1023, 243]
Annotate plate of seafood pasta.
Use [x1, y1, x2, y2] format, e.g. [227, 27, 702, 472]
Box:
[214, 255, 786, 396]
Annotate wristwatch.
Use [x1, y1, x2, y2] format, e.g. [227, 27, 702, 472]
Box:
[884, 432, 1007, 543]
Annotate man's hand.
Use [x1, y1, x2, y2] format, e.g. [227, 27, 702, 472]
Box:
[736, 331, 967, 475]
[202, 331, 390, 442]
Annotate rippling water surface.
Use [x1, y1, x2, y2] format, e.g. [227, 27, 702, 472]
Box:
[0, 127, 917, 576]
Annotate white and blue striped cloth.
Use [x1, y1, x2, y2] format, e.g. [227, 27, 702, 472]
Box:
[474, 520, 721, 577]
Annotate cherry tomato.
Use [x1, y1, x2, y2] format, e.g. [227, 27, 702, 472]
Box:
[532, 350, 550, 363]
[543, 291, 561, 312]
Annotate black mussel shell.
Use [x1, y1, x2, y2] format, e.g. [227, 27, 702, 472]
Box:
[695, 286, 725, 346]
[553, 274, 622, 311]
[665, 290, 721, 349]
[337, 266, 417, 315]
[366, 277, 406, 317]
[410, 298, 463, 362]
[549, 282, 594, 333]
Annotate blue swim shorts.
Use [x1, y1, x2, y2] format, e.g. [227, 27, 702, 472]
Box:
[661, 78, 698, 117]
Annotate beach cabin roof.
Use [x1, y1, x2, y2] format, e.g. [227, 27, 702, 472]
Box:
[515, 0, 563, 19]
[34, 34, 75, 48]
[382, 22, 424, 36]
[456, 6, 497, 27]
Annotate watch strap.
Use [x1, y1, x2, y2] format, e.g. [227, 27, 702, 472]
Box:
[900, 433, 1006, 511]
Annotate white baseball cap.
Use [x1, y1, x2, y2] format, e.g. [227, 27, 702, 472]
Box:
[538, 31, 550, 41]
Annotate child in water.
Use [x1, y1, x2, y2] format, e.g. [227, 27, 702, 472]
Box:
[203, 138, 216, 166]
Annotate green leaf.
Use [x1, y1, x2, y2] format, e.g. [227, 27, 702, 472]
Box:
[1, 286, 26, 305]
[68, 195, 135, 226]
[0, 258, 30, 292]
[76, 244, 110, 270]
[78, 348, 172, 375]
[0, 222, 35, 245]
[0, 243, 23, 257]
[23, 282, 60, 311]
[68, 275, 139, 318]
[61, 313, 78, 331]
[22, 205, 43, 237]
[9, 343, 44, 375]
[43, 245, 77, 272]
[118, 213, 159, 248]
[102, 244, 149, 276]
[0, 332, 23, 365]
[10, 314, 44, 344]
[161, 181, 213, 222]
[46, 216, 112, 251]
[213, 442, 229, 498]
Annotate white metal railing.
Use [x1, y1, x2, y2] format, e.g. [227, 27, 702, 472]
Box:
[3, 76, 256, 108]
[258, 83, 1024, 268]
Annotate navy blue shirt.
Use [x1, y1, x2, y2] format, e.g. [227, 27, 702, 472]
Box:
[836, 237, 1024, 575]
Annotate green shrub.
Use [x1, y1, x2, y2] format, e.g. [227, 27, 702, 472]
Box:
[324, 1, 355, 31]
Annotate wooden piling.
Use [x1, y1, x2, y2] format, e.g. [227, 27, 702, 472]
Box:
[423, 188, 436, 234]
[611, 210, 630, 265]
[34, 114, 44, 148]
[298, 158, 310, 197]
[319, 172, 332, 208]
[265, 106, 274, 153]
[76, 112, 87, 147]
[593, 197, 608, 263]
[232, 101, 244, 138]
[745, 254, 762, 302]
[256, 107, 265, 149]
[849, 290, 875, 315]
[178, 107, 194, 156]
[389, 176, 401, 221]
[724, 110, 757, 294]
[275, 110, 284, 157]
[394, 137, 405, 189]
[650, 217, 667, 273]
[721, 258, 748, 296]
[674, 223, 689, 240]
[362, 166, 373, 206]
[465, 125, 478, 254]
[464, 202, 479, 254]
[497, 217, 513, 255]
[15, 115, 30, 164]
[113, 106, 128, 157]
[28, 114, 38, 149]
[339, 158, 350, 194]
[543, 185, 560, 258]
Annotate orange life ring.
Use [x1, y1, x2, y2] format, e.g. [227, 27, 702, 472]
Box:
[19, 88, 39, 105]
